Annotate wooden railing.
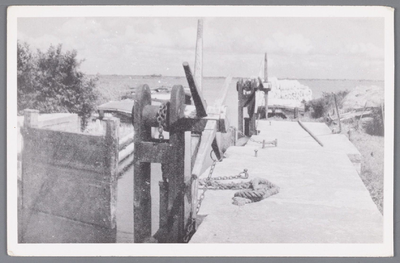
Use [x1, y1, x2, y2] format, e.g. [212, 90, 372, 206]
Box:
[118, 131, 134, 176]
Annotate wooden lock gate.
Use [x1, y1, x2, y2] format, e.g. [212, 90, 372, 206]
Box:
[133, 63, 228, 243]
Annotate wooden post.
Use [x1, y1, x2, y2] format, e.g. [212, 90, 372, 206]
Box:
[294, 107, 299, 119]
[159, 181, 168, 229]
[24, 109, 39, 128]
[244, 118, 250, 137]
[333, 93, 342, 133]
[105, 117, 119, 231]
[162, 86, 188, 243]
[264, 53, 269, 120]
[249, 80, 257, 136]
[237, 80, 244, 137]
[194, 19, 203, 92]
[133, 85, 152, 243]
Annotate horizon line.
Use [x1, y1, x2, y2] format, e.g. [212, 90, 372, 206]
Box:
[87, 73, 384, 82]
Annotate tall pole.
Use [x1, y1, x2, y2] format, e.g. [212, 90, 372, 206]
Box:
[264, 53, 269, 120]
[194, 19, 203, 92]
[264, 53, 268, 82]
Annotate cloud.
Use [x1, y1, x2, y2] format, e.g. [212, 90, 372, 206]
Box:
[266, 32, 314, 55]
[344, 42, 384, 59]
[17, 17, 384, 80]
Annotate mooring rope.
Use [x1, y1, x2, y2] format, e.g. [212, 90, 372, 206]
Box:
[198, 176, 280, 206]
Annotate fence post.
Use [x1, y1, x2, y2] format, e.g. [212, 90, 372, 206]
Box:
[294, 107, 299, 119]
[105, 117, 119, 231]
[24, 109, 39, 128]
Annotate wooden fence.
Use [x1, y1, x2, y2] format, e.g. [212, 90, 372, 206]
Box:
[20, 109, 121, 243]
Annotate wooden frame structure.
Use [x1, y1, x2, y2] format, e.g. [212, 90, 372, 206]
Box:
[237, 79, 270, 137]
[132, 63, 228, 243]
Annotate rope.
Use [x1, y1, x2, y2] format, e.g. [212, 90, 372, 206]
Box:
[199, 176, 280, 206]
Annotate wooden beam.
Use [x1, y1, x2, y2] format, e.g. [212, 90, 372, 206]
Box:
[213, 76, 232, 107]
[191, 135, 201, 171]
[183, 62, 207, 118]
[264, 52, 268, 82]
[194, 19, 203, 92]
[160, 87, 189, 243]
[133, 85, 152, 243]
[333, 93, 342, 133]
[119, 132, 134, 151]
[119, 142, 134, 162]
[192, 121, 218, 176]
[134, 142, 172, 163]
[174, 104, 228, 133]
[211, 137, 222, 161]
[298, 120, 324, 147]
[191, 121, 217, 219]
[264, 53, 269, 120]
[237, 80, 244, 136]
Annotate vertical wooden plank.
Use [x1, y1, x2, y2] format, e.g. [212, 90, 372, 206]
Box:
[264, 53, 268, 82]
[294, 107, 299, 119]
[22, 109, 39, 209]
[264, 53, 269, 120]
[105, 117, 119, 231]
[159, 180, 168, 230]
[244, 118, 250, 137]
[250, 116, 257, 136]
[249, 80, 257, 136]
[333, 93, 342, 133]
[237, 80, 244, 137]
[133, 85, 152, 243]
[183, 131, 192, 238]
[194, 19, 203, 92]
[164, 86, 187, 243]
[191, 120, 217, 221]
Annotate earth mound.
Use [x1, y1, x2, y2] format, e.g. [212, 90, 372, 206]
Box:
[342, 85, 384, 112]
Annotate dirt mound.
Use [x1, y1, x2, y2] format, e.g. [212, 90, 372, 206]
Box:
[342, 85, 384, 111]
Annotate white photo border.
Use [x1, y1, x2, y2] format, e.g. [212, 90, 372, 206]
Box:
[7, 5, 395, 257]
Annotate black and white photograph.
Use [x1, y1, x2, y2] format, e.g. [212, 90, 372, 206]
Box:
[7, 5, 394, 257]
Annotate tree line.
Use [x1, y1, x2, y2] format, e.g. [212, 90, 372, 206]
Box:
[17, 41, 98, 129]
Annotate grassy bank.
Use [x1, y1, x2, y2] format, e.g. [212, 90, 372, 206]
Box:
[349, 130, 384, 214]
[302, 90, 384, 214]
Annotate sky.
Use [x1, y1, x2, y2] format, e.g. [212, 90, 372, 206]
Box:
[18, 17, 384, 80]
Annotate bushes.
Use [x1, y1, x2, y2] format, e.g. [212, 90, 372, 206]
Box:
[306, 90, 349, 119]
[364, 106, 384, 136]
[17, 41, 98, 130]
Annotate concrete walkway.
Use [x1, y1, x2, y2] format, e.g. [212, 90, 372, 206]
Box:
[190, 120, 382, 243]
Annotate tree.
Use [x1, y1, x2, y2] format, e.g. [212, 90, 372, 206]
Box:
[17, 41, 98, 129]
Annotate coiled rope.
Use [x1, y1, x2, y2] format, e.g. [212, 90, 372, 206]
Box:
[198, 175, 280, 206]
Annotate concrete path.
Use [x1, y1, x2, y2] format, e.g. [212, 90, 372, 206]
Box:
[190, 120, 382, 243]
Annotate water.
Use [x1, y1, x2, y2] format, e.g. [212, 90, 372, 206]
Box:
[95, 75, 383, 130]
